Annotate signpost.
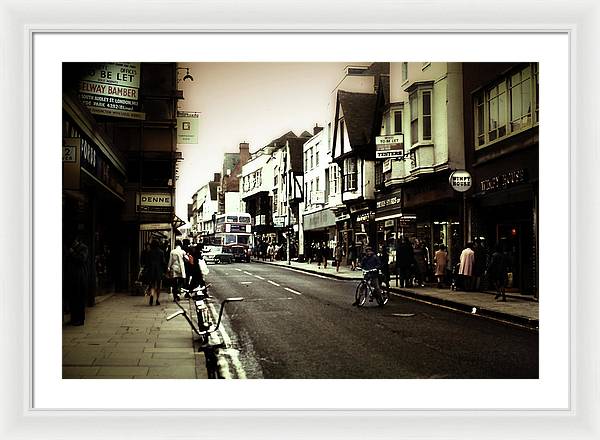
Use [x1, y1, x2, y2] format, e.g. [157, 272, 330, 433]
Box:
[375, 134, 404, 159]
[449, 170, 472, 247]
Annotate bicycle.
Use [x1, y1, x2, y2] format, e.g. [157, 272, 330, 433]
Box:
[166, 284, 244, 378]
[355, 268, 390, 307]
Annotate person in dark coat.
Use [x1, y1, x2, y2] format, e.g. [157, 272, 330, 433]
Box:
[378, 244, 390, 285]
[348, 241, 357, 271]
[187, 245, 205, 291]
[487, 244, 509, 301]
[146, 239, 166, 305]
[396, 236, 414, 288]
[65, 235, 90, 326]
[473, 239, 487, 291]
[412, 239, 428, 287]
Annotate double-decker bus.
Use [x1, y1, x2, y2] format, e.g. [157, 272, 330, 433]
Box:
[210, 213, 253, 262]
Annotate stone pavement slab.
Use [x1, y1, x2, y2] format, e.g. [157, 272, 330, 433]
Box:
[62, 293, 208, 379]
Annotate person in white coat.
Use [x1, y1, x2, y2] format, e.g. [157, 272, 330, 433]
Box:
[168, 239, 187, 302]
[459, 242, 475, 291]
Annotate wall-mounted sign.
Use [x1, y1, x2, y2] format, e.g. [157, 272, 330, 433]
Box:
[480, 169, 528, 193]
[376, 134, 404, 159]
[79, 63, 145, 120]
[139, 223, 171, 231]
[273, 216, 286, 228]
[63, 137, 81, 190]
[177, 111, 200, 144]
[137, 192, 173, 212]
[449, 170, 472, 192]
[382, 158, 392, 173]
[311, 190, 325, 205]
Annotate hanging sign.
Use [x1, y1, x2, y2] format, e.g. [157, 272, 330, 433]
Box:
[449, 170, 472, 192]
[376, 134, 404, 159]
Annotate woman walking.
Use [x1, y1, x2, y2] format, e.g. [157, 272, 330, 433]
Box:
[334, 243, 343, 272]
[146, 239, 166, 306]
[487, 244, 509, 301]
[434, 244, 449, 288]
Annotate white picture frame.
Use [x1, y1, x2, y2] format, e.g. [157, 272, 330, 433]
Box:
[1, 0, 598, 438]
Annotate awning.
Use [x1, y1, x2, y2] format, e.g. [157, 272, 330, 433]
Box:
[303, 208, 336, 231]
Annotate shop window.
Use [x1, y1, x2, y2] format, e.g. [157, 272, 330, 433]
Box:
[343, 157, 358, 191]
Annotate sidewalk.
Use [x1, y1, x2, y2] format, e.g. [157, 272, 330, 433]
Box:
[62, 293, 208, 379]
[252, 258, 539, 330]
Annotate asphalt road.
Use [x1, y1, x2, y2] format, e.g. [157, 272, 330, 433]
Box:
[205, 262, 539, 379]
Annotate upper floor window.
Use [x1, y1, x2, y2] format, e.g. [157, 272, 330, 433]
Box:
[343, 157, 358, 192]
[474, 63, 538, 149]
[315, 145, 319, 167]
[402, 62, 408, 82]
[304, 151, 308, 171]
[329, 164, 339, 195]
[327, 122, 332, 153]
[393, 110, 403, 135]
[409, 87, 432, 147]
[274, 167, 278, 186]
[309, 147, 314, 169]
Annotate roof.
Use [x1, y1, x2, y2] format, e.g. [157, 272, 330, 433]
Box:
[338, 90, 377, 147]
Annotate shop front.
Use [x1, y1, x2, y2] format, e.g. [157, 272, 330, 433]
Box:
[402, 172, 462, 267]
[303, 208, 337, 262]
[63, 102, 127, 302]
[472, 149, 538, 297]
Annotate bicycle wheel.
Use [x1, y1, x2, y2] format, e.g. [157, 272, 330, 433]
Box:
[377, 281, 390, 307]
[355, 281, 369, 307]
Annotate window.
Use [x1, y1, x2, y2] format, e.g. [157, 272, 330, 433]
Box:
[409, 87, 433, 146]
[393, 110, 403, 134]
[473, 63, 538, 149]
[422, 91, 431, 140]
[315, 176, 319, 191]
[304, 152, 308, 171]
[310, 180, 314, 204]
[343, 157, 358, 191]
[375, 161, 384, 187]
[487, 82, 507, 141]
[329, 164, 339, 195]
[327, 123, 332, 153]
[402, 62, 408, 82]
[315, 145, 319, 167]
[325, 168, 330, 201]
[509, 65, 532, 131]
[274, 167, 278, 186]
[410, 93, 418, 145]
[309, 147, 314, 169]
[273, 191, 278, 213]
[304, 182, 308, 204]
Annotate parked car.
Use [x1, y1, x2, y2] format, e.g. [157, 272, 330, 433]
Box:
[202, 246, 234, 264]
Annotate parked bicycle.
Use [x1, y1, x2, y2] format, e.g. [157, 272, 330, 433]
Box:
[355, 268, 390, 307]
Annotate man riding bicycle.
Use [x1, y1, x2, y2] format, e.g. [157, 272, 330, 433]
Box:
[353, 246, 383, 306]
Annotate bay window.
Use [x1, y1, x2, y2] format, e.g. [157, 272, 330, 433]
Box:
[343, 157, 358, 191]
[409, 86, 433, 147]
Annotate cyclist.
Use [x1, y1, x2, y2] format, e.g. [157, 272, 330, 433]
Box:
[353, 246, 383, 306]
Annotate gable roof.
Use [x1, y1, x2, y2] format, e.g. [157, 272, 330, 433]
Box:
[338, 90, 377, 147]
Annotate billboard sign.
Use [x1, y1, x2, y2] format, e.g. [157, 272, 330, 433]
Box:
[177, 111, 200, 144]
[137, 192, 173, 212]
[78, 63, 145, 120]
[376, 134, 404, 159]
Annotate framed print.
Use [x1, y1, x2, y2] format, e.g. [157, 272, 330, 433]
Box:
[1, 0, 599, 438]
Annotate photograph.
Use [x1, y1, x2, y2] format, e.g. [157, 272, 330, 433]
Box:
[61, 61, 540, 380]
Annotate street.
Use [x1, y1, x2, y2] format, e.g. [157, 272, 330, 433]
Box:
[207, 262, 539, 379]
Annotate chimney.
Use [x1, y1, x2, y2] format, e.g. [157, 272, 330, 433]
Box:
[239, 142, 250, 165]
[213, 173, 221, 182]
[313, 124, 323, 136]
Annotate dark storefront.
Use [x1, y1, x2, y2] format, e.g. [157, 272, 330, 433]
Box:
[472, 146, 538, 296]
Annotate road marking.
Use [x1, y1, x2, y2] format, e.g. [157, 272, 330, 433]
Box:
[243, 271, 253, 276]
[254, 275, 265, 280]
[267, 280, 280, 287]
[284, 287, 302, 295]
[207, 303, 246, 379]
[235, 268, 242, 272]
[280, 266, 348, 280]
[240, 281, 252, 284]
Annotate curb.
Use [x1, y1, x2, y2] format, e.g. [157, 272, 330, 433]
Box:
[252, 259, 538, 330]
[389, 288, 539, 330]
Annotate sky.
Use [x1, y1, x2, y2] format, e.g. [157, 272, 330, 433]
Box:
[175, 62, 352, 219]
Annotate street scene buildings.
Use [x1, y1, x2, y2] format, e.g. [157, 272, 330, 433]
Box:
[62, 61, 539, 379]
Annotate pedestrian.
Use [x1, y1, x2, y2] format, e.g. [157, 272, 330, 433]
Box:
[413, 239, 428, 287]
[139, 241, 151, 295]
[168, 239, 187, 303]
[486, 244, 509, 301]
[348, 240, 357, 271]
[267, 242, 274, 261]
[316, 241, 324, 268]
[65, 234, 90, 326]
[146, 239, 166, 306]
[473, 238, 487, 291]
[434, 244, 449, 288]
[378, 244, 390, 285]
[396, 236, 414, 288]
[321, 242, 328, 268]
[334, 243, 343, 272]
[459, 242, 475, 291]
